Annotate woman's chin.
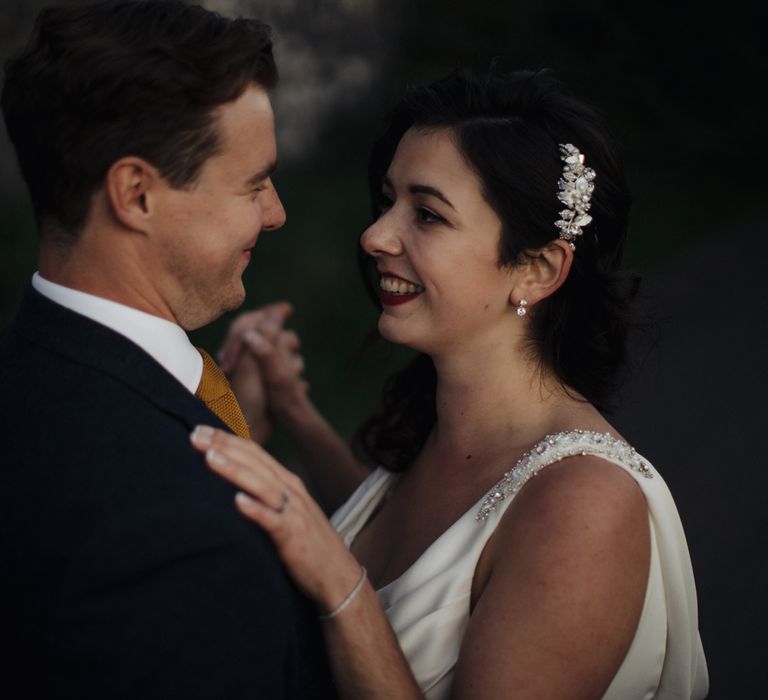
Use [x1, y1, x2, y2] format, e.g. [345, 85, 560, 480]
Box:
[377, 317, 430, 353]
[377, 316, 409, 345]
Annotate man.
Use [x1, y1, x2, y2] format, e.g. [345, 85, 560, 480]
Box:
[0, 2, 337, 697]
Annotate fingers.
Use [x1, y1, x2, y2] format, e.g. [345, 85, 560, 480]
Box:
[191, 426, 311, 543]
[190, 425, 304, 495]
[218, 302, 292, 373]
[210, 449, 286, 510]
[190, 426, 361, 606]
[242, 328, 272, 359]
[280, 330, 301, 353]
[218, 311, 264, 374]
[233, 491, 286, 530]
[246, 329, 305, 384]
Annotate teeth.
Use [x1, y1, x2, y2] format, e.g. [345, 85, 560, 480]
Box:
[380, 276, 424, 295]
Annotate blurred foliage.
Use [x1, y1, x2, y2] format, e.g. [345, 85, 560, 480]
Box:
[1, 0, 765, 444]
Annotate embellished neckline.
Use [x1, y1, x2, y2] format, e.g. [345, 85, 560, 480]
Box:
[475, 429, 653, 522]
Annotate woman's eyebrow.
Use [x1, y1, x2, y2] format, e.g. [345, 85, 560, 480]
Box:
[382, 175, 456, 210]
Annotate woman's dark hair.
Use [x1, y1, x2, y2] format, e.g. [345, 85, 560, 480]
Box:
[354, 68, 640, 471]
[1, 0, 276, 241]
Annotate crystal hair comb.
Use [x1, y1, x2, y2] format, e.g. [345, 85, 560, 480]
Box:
[555, 143, 596, 250]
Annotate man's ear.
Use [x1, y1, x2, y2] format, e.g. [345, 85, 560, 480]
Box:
[510, 240, 574, 309]
[104, 157, 161, 232]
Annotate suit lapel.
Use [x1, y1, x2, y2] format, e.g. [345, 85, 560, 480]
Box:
[10, 286, 230, 434]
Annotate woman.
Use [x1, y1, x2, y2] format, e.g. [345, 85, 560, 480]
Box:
[191, 69, 708, 699]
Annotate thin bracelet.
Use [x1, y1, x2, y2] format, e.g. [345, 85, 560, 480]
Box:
[318, 566, 367, 621]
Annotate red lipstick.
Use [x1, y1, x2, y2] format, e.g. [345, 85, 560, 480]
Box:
[379, 290, 420, 306]
[378, 271, 423, 306]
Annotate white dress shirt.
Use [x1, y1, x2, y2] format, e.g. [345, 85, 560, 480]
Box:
[32, 272, 203, 393]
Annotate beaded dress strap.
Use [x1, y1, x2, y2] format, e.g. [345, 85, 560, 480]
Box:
[475, 430, 653, 522]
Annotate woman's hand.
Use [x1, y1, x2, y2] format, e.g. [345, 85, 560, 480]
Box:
[189, 425, 364, 614]
[190, 427, 423, 700]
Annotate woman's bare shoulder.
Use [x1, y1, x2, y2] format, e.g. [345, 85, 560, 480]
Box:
[493, 452, 649, 563]
[455, 454, 650, 698]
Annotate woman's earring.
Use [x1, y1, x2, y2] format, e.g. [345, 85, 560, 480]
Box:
[516, 298, 528, 317]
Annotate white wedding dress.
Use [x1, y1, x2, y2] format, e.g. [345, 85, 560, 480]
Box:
[331, 430, 708, 699]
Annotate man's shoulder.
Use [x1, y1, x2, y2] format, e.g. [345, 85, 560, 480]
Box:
[0, 293, 208, 434]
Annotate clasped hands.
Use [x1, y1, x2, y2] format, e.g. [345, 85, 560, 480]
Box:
[216, 302, 308, 444]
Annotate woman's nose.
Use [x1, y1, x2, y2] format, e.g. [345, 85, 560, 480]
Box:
[360, 213, 403, 257]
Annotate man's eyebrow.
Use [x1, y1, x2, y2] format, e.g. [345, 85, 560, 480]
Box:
[382, 175, 456, 211]
[245, 161, 278, 188]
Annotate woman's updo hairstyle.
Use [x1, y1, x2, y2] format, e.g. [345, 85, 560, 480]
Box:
[355, 68, 640, 471]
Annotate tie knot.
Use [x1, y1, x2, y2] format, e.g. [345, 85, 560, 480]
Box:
[196, 348, 232, 403]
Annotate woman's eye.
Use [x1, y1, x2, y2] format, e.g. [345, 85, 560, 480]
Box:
[376, 192, 394, 212]
[418, 207, 442, 224]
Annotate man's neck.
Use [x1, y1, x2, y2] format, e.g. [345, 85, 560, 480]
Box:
[38, 234, 178, 325]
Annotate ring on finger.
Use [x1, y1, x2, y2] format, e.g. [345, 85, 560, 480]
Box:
[275, 491, 290, 514]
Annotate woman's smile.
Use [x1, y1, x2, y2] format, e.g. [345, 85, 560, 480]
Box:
[379, 273, 424, 305]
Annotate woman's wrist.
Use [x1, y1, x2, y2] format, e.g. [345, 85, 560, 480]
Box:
[314, 553, 370, 616]
[271, 390, 324, 435]
[318, 565, 368, 620]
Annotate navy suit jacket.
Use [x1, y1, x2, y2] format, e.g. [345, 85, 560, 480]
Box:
[0, 288, 337, 699]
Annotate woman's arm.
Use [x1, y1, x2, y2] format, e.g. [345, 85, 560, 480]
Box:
[451, 456, 650, 699]
[219, 305, 367, 512]
[189, 428, 650, 700]
[189, 426, 423, 700]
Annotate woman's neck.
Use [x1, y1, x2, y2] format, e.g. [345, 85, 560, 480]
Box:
[426, 343, 604, 470]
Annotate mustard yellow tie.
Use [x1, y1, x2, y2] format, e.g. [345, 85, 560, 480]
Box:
[195, 348, 251, 440]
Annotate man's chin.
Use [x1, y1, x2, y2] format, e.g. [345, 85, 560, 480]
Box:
[178, 286, 246, 331]
[215, 284, 247, 320]
[229, 280, 247, 308]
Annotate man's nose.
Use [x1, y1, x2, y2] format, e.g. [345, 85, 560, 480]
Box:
[262, 181, 286, 231]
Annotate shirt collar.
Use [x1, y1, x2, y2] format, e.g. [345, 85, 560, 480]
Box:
[32, 272, 203, 393]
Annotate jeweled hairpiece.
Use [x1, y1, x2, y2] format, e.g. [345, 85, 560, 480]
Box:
[555, 143, 596, 250]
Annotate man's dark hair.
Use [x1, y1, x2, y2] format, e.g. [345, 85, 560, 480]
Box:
[1, 0, 277, 241]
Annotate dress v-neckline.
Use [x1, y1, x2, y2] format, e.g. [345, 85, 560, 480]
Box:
[374, 485, 492, 596]
[344, 430, 652, 596]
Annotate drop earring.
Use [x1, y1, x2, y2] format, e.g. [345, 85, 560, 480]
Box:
[516, 298, 528, 317]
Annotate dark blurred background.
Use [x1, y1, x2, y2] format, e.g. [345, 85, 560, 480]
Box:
[1, 0, 766, 696]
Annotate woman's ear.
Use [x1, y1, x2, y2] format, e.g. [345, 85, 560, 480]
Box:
[510, 240, 573, 309]
[104, 156, 160, 232]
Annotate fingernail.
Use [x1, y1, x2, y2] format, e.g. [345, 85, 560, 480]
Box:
[207, 448, 227, 467]
[191, 425, 214, 446]
[244, 329, 267, 347]
[235, 491, 255, 506]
